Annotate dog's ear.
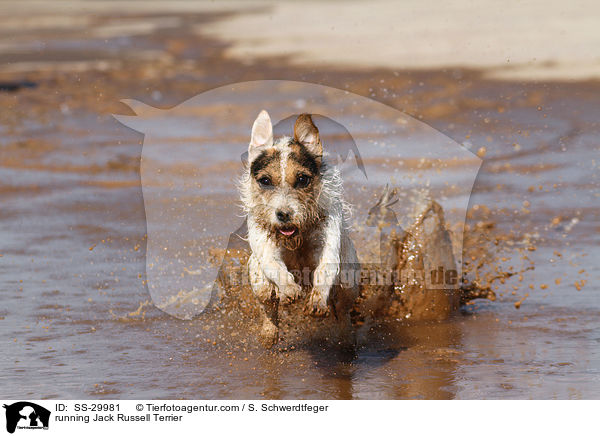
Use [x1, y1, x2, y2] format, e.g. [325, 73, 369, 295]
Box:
[294, 114, 322, 157]
[249, 110, 273, 161]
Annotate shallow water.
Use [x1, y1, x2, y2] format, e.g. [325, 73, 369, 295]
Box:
[1, 6, 599, 399]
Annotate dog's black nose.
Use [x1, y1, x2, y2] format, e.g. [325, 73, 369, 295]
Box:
[276, 210, 291, 223]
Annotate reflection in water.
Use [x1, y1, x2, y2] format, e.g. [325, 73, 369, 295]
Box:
[206, 314, 466, 399]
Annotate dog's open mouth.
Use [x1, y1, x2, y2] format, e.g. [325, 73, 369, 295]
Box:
[278, 226, 297, 237]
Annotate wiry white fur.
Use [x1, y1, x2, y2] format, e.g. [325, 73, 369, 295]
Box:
[239, 136, 352, 229]
[238, 111, 360, 347]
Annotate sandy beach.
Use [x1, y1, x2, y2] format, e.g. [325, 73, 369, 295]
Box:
[1, 1, 599, 399]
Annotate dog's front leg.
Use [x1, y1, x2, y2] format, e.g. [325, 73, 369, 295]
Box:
[307, 216, 342, 317]
[248, 246, 301, 348]
[248, 233, 303, 304]
[259, 245, 303, 304]
[248, 253, 280, 348]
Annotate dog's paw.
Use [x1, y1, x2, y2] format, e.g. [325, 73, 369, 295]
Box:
[259, 319, 279, 349]
[278, 282, 303, 305]
[305, 289, 330, 317]
[252, 285, 276, 304]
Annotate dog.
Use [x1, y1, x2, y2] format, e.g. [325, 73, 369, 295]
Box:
[239, 111, 360, 347]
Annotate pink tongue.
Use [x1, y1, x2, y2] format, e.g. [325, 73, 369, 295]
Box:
[279, 228, 296, 236]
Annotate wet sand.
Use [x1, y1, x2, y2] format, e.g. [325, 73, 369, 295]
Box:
[1, 2, 599, 399]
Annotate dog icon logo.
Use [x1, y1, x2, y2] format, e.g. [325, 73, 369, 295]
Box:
[3, 402, 50, 434]
[114, 80, 481, 320]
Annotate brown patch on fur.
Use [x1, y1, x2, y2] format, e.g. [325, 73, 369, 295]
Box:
[286, 141, 321, 178]
[278, 232, 303, 251]
[249, 140, 324, 251]
[294, 114, 323, 157]
[250, 148, 281, 181]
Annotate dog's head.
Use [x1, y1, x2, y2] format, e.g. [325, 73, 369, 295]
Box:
[244, 111, 325, 250]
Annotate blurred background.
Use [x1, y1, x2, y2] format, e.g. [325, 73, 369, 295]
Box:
[1, 1, 599, 399]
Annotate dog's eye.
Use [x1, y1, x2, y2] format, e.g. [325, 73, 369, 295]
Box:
[295, 174, 311, 188]
[257, 177, 272, 187]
